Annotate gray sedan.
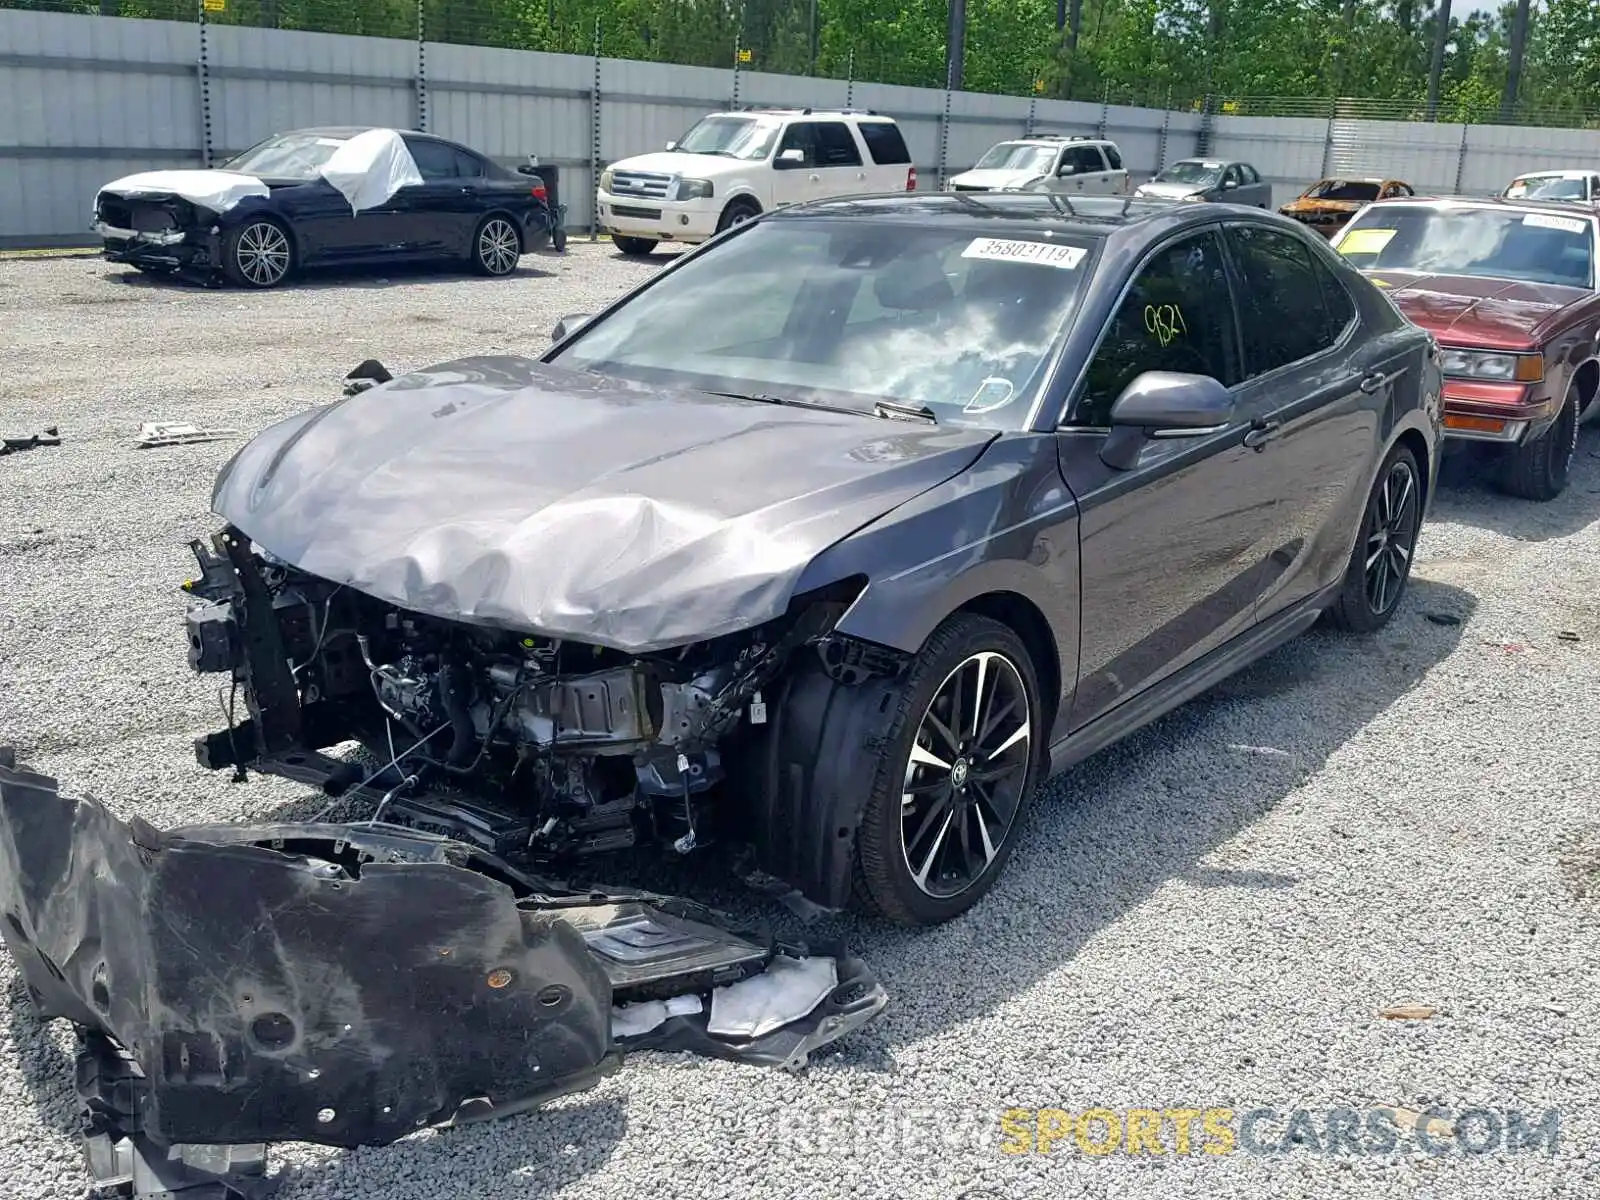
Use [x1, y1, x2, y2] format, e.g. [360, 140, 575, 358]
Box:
[1134, 158, 1272, 207]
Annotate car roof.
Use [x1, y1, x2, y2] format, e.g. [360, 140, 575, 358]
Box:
[1510, 168, 1592, 178]
[1363, 195, 1600, 221]
[722, 108, 895, 121]
[279, 126, 457, 144]
[1008, 134, 1115, 145]
[772, 191, 1251, 238]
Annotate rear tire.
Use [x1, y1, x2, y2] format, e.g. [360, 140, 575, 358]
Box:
[1323, 442, 1423, 633]
[851, 614, 1043, 927]
[222, 219, 293, 289]
[1496, 382, 1578, 501]
[471, 215, 522, 276]
[613, 235, 658, 257]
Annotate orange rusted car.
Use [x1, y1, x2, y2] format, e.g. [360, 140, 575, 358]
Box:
[1279, 177, 1415, 237]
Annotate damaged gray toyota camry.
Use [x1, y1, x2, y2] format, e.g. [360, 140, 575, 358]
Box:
[0, 192, 1442, 1195]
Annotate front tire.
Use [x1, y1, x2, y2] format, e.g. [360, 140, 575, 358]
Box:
[716, 198, 761, 233]
[852, 614, 1043, 927]
[472, 215, 522, 276]
[223, 219, 293, 289]
[1497, 382, 1579, 501]
[1323, 442, 1423, 633]
[613, 235, 658, 257]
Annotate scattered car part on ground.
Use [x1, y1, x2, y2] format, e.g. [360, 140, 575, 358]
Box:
[1331, 195, 1600, 500]
[1279, 177, 1415, 236]
[1, 424, 61, 455]
[148, 193, 1444, 942]
[0, 754, 887, 1197]
[93, 127, 560, 288]
[1500, 169, 1600, 206]
[1132, 158, 1271, 207]
[946, 134, 1129, 195]
[136, 422, 239, 448]
[596, 108, 914, 256]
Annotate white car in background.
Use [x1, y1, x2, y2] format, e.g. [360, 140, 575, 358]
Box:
[946, 135, 1130, 195]
[1500, 169, 1600, 205]
[596, 108, 915, 256]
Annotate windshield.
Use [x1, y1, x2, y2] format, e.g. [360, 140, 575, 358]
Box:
[674, 116, 780, 161]
[1334, 205, 1595, 289]
[974, 143, 1058, 174]
[1304, 179, 1381, 202]
[222, 132, 350, 180]
[549, 219, 1098, 431]
[1504, 175, 1587, 201]
[1154, 161, 1222, 187]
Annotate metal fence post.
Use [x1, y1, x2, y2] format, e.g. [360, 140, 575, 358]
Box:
[1453, 121, 1469, 194]
[1319, 114, 1333, 179]
[1096, 81, 1109, 139]
[1025, 93, 1036, 138]
[730, 21, 742, 108]
[590, 17, 602, 240]
[196, 0, 213, 167]
[937, 81, 952, 190]
[414, 0, 428, 133]
[1156, 95, 1171, 173]
[845, 47, 854, 108]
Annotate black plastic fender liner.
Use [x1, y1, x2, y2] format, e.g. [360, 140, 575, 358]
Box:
[0, 762, 614, 1150]
[731, 656, 904, 912]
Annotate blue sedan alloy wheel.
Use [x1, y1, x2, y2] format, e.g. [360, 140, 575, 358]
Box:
[473, 216, 522, 276]
[225, 220, 293, 288]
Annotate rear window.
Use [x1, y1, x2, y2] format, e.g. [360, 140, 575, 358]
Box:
[1334, 204, 1595, 289]
[858, 121, 910, 165]
[1103, 144, 1124, 171]
[550, 219, 1100, 431]
[1305, 179, 1382, 202]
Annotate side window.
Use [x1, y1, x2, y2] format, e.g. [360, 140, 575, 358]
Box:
[1103, 143, 1124, 171]
[1223, 164, 1242, 187]
[1073, 230, 1242, 427]
[407, 138, 460, 181]
[1310, 253, 1356, 344]
[453, 149, 486, 179]
[858, 121, 910, 165]
[1242, 164, 1259, 184]
[777, 122, 821, 167]
[1227, 224, 1340, 376]
[814, 121, 863, 167]
[1063, 145, 1103, 175]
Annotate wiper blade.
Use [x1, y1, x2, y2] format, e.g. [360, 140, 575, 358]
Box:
[872, 399, 938, 424]
[705, 389, 856, 416]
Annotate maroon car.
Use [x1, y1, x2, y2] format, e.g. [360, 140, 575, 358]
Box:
[1331, 196, 1599, 500]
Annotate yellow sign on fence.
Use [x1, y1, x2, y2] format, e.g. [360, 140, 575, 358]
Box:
[736, 48, 752, 63]
[202, 0, 226, 11]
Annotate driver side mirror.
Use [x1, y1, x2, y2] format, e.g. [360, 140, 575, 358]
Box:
[1098, 371, 1235, 471]
[1221, 177, 1238, 189]
[1057, 162, 1077, 177]
[551, 312, 594, 342]
[775, 147, 806, 169]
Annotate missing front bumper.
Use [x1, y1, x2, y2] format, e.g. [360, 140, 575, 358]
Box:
[0, 758, 885, 1193]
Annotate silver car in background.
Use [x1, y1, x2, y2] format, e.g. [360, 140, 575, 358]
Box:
[1134, 158, 1271, 207]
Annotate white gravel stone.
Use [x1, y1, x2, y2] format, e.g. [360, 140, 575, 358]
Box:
[1, 246, 1598, 1199]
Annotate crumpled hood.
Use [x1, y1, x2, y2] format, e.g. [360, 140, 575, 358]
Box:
[212, 356, 997, 653]
[97, 169, 269, 214]
[1133, 181, 1204, 201]
[1365, 272, 1587, 349]
[947, 168, 1041, 191]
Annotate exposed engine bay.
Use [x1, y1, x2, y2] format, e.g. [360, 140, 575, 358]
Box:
[182, 526, 902, 881]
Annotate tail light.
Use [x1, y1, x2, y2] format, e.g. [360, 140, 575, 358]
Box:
[530, 182, 548, 202]
[906, 166, 917, 191]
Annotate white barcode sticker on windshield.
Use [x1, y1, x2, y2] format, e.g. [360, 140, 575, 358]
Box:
[962, 237, 1086, 269]
[1523, 212, 1588, 234]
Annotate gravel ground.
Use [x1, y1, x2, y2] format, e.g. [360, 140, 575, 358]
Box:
[2, 246, 1599, 1200]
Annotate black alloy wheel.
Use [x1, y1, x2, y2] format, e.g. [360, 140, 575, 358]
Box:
[1323, 442, 1422, 632]
[853, 613, 1043, 926]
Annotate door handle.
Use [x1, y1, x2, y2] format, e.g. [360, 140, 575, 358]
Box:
[808, 173, 820, 182]
[1242, 419, 1282, 450]
[458, 186, 474, 195]
[1358, 371, 1388, 394]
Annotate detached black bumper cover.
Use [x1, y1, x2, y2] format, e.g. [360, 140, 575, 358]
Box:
[0, 761, 885, 1191]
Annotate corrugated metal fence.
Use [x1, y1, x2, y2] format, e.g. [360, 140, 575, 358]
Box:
[6, 8, 1600, 249]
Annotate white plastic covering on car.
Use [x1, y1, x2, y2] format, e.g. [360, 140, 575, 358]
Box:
[317, 128, 424, 214]
[97, 170, 269, 215]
